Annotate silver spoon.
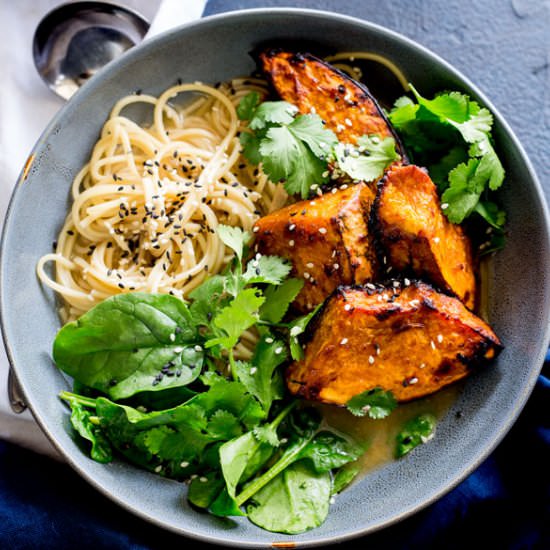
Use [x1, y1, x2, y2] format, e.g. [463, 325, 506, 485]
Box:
[32, 1, 150, 100]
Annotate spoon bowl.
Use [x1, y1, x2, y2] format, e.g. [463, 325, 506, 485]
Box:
[33, 1, 150, 100]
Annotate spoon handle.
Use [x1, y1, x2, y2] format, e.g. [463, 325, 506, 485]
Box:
[8, 365, 27, 414]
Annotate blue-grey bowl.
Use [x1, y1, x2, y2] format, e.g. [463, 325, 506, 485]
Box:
[1, 8, 549, 548]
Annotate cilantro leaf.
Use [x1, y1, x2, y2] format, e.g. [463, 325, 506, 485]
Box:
[260, 125, 328, 198]
[287, 304, 322, 361]
[395, 413, 436, 458]
[237, 91, 261, 121]
[240, 132, 262, 165]
[249, 101, 297, 130]
[206, 288, 265, 351]
[260, 278, 304, 324]
[243, 255, 292, 285]
[286, 114, 338, 158]
[217, 224, 250, 263]
[346, 388, 397, 419]
[334, 135, 399, 182]
[410, 86, 470, 123]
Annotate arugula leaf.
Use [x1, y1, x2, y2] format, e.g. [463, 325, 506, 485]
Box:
[333, 135, 399, 182]
[395, 413, 437, 458]
[346, 387, 397, 419]
[53, 293, 203, 400]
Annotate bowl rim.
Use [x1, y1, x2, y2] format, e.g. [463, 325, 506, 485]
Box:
[2, 6, 550, 547]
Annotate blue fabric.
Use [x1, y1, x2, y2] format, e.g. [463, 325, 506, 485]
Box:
[0, 366, 548, 549]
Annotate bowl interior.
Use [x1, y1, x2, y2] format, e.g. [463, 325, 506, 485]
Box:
[2, 8, 550, 548]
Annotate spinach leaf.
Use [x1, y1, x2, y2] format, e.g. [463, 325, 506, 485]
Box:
[246, 461, 331, 534]
[65, 397, 112, 463]
[53, 293, 203, 400]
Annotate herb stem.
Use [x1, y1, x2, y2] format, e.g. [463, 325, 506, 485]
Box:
[59, 391, 97, 409]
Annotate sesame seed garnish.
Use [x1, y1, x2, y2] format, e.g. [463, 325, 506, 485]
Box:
[368, 355, 375, 364]
[169, 333, 176, 342]
[250, 367, 257, 375]
[419, 363, 426, 369]
[265, 337, 274, 344]
[194, 345, 202, 352]
[409, 377, 419, 385]
[430, 340, 436, 350]
[288, 224, 296, 231]
[344, 304, 351, 311]
[344, 117, 352, 126]
[274, 347, 283, 355]
[433, 237, 440, 243]
[253, 226, 259, 233]
[437, 334, 444, 343]
[154, 465, 162, 473]
[199, 476, 208, 483]
[333, 263, 339, 270]
[340, 338, 348, 345]
[318, 227, 327, 234]
[180, 461, 189, 468]
[288, 240, 295, 247]
[441, 203, 449, 210]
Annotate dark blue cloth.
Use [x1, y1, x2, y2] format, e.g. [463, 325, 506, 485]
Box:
[2, 0, 549, 548]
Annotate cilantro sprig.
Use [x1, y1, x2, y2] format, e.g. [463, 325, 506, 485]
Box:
[238, 92, 400, 198]
[388, 86, 506, 250]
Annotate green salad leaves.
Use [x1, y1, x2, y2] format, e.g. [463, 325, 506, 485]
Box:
[388, 86, 506, 250]
[54, 225, 363, 534]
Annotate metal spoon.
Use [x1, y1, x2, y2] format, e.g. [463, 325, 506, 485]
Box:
[32, 1, 150, 100]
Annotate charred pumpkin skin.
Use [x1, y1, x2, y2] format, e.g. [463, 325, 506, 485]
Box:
[286, 281, 501, 405]
[373, 165, 477, 310]
[259, 49, 407, 157]
[253, 183, 378, 312]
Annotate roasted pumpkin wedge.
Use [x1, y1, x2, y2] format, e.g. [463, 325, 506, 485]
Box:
[373, 164, 477, 309]
[259, 49, 406, 156]
[253, 183, 378, 312]
[286, 281, 501, 405]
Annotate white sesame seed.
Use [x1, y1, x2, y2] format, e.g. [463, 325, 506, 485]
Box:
[368, 356, 375, 364]
[250, 367, 257, 375]
[437, 334, 444, 343]
[340, 338, 348, 345]
[253, 226, 259, 233]
[433, 237, 440, 243]
[174, 347, 183, 353]
[344, 304, 351, 311]
[288, 224, 296, 231]
[154, 465, 162, 473]
[430, 340, 436, 350]
[441, 203, 449, 210]
[366, 283, 376, 290]
[345, 117, 352, 127]
[289, 240, 295, 247]
[310, 201, 317, 206]
[199, 476, 208, 483]
[169, 333, 176, 342]
[318, 227, 327, 234]
[306, 262, 314, 269]
[304, 272, 310, 279]
[333, 263, 339, 270]
[265, 337, 274, 343]
[404, 278, 411, 286]
[409, 377, 419, 385]
[180, 461, 189, 468]
[194, 345, 202, 352]
[275, 347, 283, 355]
[419, 363, 426, 369]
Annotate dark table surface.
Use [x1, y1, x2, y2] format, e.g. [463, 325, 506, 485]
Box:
[1, 1, 549, 548]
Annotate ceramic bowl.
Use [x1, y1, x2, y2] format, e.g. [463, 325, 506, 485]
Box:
[2, 8, 549, 548]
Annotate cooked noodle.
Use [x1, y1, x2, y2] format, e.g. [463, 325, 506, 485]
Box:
[37, 78, 289, 324]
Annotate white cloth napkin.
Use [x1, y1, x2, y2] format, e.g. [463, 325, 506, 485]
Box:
[0, 0, 207, 458]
